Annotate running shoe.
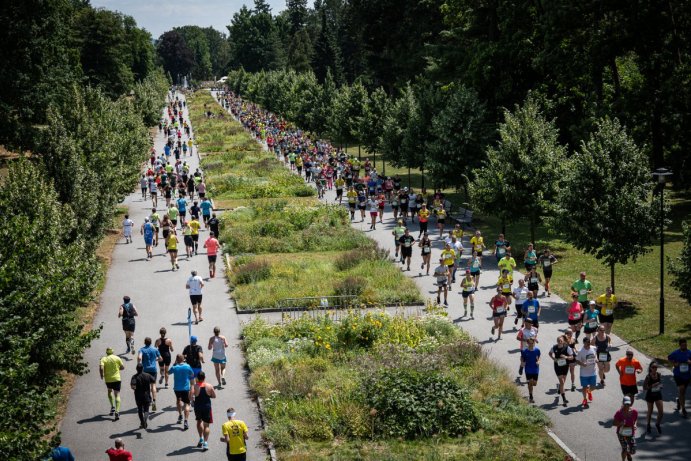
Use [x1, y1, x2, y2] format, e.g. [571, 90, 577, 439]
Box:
[114, 412, 120, 421]
[582, 399, 588, 408]
[571, 384, 576, 392]
[164, 383, 169, 389]
[656, 423, 662, 434]
[159, 375, 164, 385]
[202, 441, 208, 451]
[222, 377, 226, 386]
[491, 326, 495, 335]
[177, 414, 183, 424]
[110, 406, 115, 415]
[518, 365, 523, 376]
[588, 391, 593, 402]
[143, 418, 148, 429]
[676, 398, 681, 410]
[197, 438, 203, 448]
[443, 300, 448, 307]
[183, 420, 189, 430]
[152, 401, 157, 411]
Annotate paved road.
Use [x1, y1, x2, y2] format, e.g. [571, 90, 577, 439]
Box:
[212, 90, 691, 461]
[60, 93, 266, 461]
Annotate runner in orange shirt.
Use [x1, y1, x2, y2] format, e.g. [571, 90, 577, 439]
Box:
[615, 349, 643, 402]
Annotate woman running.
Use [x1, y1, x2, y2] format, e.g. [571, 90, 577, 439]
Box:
[461, 270, 476, 318]
[155, 327, 173, 388]
[183, 221, 194, 258]
[642, 361, 663, 434]
[166, 229, 179, 271]
[566, 293, 584, 339]
[594, 326, 611, 387]
[208, 327, 229, 388]
[583, 301, 600, 340]
[368, 197, 378, 230]
[549, 335, 574, 407]
[418, 232, 432, 275]
[436, 206, 447, 238]
[525, 267, 542, 298]
[489, 288, 508, 340]
[564, 329, 579, 392]
[467, 250, 482, 287]
[524, 243, 538, 273]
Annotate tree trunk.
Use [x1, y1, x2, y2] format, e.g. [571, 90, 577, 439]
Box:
[610, 262, 615, 293]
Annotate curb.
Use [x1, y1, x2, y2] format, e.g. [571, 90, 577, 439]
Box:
[255, 396, 278, 461]
[546, 427, 580, 461]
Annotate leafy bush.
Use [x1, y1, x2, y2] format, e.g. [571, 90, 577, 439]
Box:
[364, 368, 479, 439]
[233, 258, 271, 284]
[334, 275, 365, 298]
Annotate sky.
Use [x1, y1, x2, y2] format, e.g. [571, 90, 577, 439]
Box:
[90, 0, 292, 39]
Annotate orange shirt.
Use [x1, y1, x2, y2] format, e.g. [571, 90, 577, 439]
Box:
[616, 357, 642, 386]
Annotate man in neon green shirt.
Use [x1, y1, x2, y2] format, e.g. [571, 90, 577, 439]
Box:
[497, 252, 516, 275]
[100, 347, 125, 420]
[571, 271, 593, 309]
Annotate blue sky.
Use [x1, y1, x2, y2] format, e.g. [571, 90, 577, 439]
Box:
[90, 0, 293, 39]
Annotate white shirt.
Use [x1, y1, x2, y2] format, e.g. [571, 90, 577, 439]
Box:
[187, 276, 204, 295]
[123, 219, 134, 234]
[519, 327, 538, 350]
[576, 347, 598, 377]
[513, 286, 529, 304]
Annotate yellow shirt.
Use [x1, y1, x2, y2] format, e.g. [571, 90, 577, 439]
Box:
[497, 275, 513, 292]
[346, 190, 357, 203]
[100, 353, 123, 383]
[470, 236, 484, 252]
[222, 419, 248, 455]
[497, 257, 516, 274]
[166, 234, 178, 250]
[452, 228, 463, 240]
[419, 209, 430, 222]
[441, 249, 456, 266]
[189, 220, 201, 235]
[335, 178, 345, 189]
[596, 293, 617, 316]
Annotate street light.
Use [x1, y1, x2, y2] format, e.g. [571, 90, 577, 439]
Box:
[652, 167, 672, 335]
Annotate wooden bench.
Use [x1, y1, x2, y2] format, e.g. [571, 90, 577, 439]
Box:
[454, 207, 474, 227]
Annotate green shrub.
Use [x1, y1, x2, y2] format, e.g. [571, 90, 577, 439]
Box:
[364, 368, 479, 439]
[233, 258, 271, 284]
[334, 275, 365, 297]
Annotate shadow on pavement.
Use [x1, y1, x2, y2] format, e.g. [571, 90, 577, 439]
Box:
[167, 445, 200, 456]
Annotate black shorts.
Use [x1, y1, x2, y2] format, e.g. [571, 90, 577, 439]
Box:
[554, 365, 569, 376]
[401, 247, 412, 258]
[190, 294, 203, 305]
[348, 202, 356, 209]
[122, 318, 135, 332]
[194, 406, 213, 424]
[674, 376, 690, 387]
[106, 381, 121, 392]
[493, 311, 507, 318]
[462, 291, 473, 298]
[208, 255, 217, 263]
[228, 452, 247, 461]
[524, 262, 536, 271]
[621, 384, 638, 396]
[542, 268, 553, 278]
[598, 313, 614, 324]
[175, 390, 191, 404]
[526, 373, 539, 382]
[168, 249, 178, 256]
[438, 218, 445, 224]
[184, 235, 194, 246]
[151, 191, 157, 197]
[336, 189, 343, 196]
[192, 234, 199, 242]
[645, 391, 662, 403]
[171, 219, 178, 226]
[528, 283, 539, 292]
[568, 318, 582, 326]
[358, 203, 366, 210]
[160, 354, 171, 366]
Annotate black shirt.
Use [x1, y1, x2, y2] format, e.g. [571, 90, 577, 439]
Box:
[131, 372, 155, 401]
[183, 344, 203, 368]
[208, 217, 220, 236]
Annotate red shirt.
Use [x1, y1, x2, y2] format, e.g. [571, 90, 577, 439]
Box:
[106, 448, 133, 461]
[204, 237, 220, 256]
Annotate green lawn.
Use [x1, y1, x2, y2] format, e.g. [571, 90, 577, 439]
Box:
[243, 313, 563, 460]
[472, 189, 691, 361]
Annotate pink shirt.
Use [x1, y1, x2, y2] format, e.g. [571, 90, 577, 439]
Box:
[567, 302, 583, 321]
[614, 408, 638, 435]
[204, 237, 220, 256]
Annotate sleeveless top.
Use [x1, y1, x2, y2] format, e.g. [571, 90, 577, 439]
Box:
[594, 334, 610, 353]
[195, 385, 211, 410]
[211, 336, 226, 360]
[158, 337, 171, 358]
[121, 303, 135, 319]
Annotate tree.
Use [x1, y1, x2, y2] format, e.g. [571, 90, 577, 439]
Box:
[552, 117, 657, 291]
[328, 81, 366, 147]
[670, 222, 691, 305]
[312, 7, 343, 84]
[358, 86, 390, 157]
[156, 30, 195, 82]
[287, 0, 309, 35]
[472, 97, 567, 241]
[288, 29, 314, 73]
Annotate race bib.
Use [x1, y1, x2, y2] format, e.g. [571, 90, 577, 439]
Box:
[531, 277, 538, 284]
[652, 383, 662, 392]
[572, 313, 581, 320]
[625, 366, 635, 374]
[496, 307, 505, 314]
[404, 242, 411, 247]
[527, 306, 536, 314]
[620, 427, 633, 437]
[586, 356, 596, 365]
[588, 320, 598, 329]
[599, 353, 609, 362]
[557, 359, 567, 367]
[422, 247, 431, 254]
[502, 283, 510, 289]
[543, 260, 551, 267]
[498, 248, 505, 255]
[680, 364, 689, 373]
[603, 308, 613, 315]
[579, 289, 587, 295]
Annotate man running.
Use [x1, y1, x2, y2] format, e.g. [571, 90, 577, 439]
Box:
[616, 349, 643, 402]
[204, 232, 220, 278]
[521, 291, 541, 328]
[571, 271, 593, 310]
[155, 328, 173, 388]
[189, 215, 201, 254]
[187, 270, 205, 324]
[538, 249, 557, 296]
[122, 214, 134, 244]
[597, 287, 617, 334]
[183, 336, 205, 380]
[668, 338, 691, 417]
[221, 408, 249, 461]
[200, 197, 213, 228]
[576, 337, 598, 408]
[392, 220, 406, 262]
[130, 363, 156, 429]
[398, 228, 415, 271]
[207, 213, 220, 238]
[99, 347, 125, 420]
[521, 338, 541, 403]
[141, 217, 154, 260]
[137, 337, 162, 411]
[433, 258, 450, 306]
[118, 296, 138, 354]
[169, 353, 195, 430]
[194, 371, 217, 451]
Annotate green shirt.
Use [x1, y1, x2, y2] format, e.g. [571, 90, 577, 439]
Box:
[393, 226, 406, 238]
[572, 279, 593, 302]
[168, 207, 179, 220]
[497, 257, 516, 274]
[100, 353, 123, 383]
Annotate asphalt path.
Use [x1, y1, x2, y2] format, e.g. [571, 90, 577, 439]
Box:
[212, 90, 691, 461]
[60, 92, 266, 461]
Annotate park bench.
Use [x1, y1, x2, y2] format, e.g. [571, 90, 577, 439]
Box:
[453, 206, 474, 228]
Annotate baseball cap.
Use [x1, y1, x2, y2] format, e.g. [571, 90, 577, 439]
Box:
[622, 396, 632, 405]
[190, 336, 198, 343]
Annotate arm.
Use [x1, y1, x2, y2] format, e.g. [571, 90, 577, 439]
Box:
[118, 306, 123, 318]
[131, 305, 138, 317]
[168, 339, 173, 353]
[208, 337, 214, 350]
[99, 364, 104, 380]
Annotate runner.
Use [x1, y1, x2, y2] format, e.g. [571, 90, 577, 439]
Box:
[576, 337, 597, 408]
[440, 242, 456, 285]
[450, 235, 463, 283]
[137, 337, 162, 412]
[583, 301, 600, 340]
[597, 287, 617, 334]
[668, 338, 691, 417]
[99, 347, 124, 421]
[512, 279, 529, 328]
[490, 288, 508, 340]
[183, 336, 205, 380]
[549, 335, 574, 407]
[436, 205, 446, 237]
[169, 353, 194, 430]
[335, 175, 345, 204]
[118, 296, 138, 354]
[122, 214, 134, 244]
[208, 327, 229, 388]
[150, 208, 160, 247]
[525, 267, 542, 299]
[538, 249, 557, 296]
[467, 250, 482, 287]
[130, 363, 156, 429]
[50, 445, 75, 461]
[571, 271, 593, 310]
[149, 177, 158, 208]
[392, 220, 406, 262]
[140, 175, 148, 200]
[516, 318, 538, 368]
[523, 243, 538, 273]
[521, 338, 540, 403]
[616, 349, 643, 402]
[141, 217, 154, 260]
[208, 213, 220, 238]
[346, 186, 357, 220]
[594, 326, 612, 387]
[460, 269, 475, 317]
[357, 190, 367, 222]
[189, 215, 201, 254]
[204, 231, 220, 278]
[418, 204, 430, 238]
[497, 268, 514, 306]
[194, 371, 217, 451]
[187, 270, 205, 324]
[566, 293, 584, 339]
[105, 439, 132, 461]
[521, 291, 541, 328]
[221, 408, 249, 461]
[368, 196, 378, 230]
[200, 197, 213, 228]
[494, 233, 511, 262]
[418, 232, 432, 276]
[497, 252, 517, 276]
[469, 230, 485, 260]
[564, 329, 579, 392]
[433, 258, 450, 306]
[155, 327, 173, 389]
[613, 396, 638, 461]
[642, 361, 663, 434]
[183, 221, 194, 258]
[166, 228, 179, 271]
[177, 194, 188, 223]
[398, 228, 415, 272]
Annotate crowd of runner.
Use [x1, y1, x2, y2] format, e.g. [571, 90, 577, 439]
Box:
[211, 89, 691, 461]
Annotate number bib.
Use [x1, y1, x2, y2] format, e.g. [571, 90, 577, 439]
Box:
[680, 364, 689, 373]
[527, 306, 536, 314]
[557, 359, 567, 367]
[587, 320, 598, 329]
[586, 356, 596, 365]
[652, 383, 662, 392]
[625, 366, 635, 374]
[579, 289, 587, 295]
[572, 313, 581, 320]
[598, 353, 609, 362]
[620, 427, 633, 437]
[495, 307, 505, 314]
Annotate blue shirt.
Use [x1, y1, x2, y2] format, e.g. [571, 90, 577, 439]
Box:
[200, 201, 212, 215]
[668, 349, 691, 378]
[51, 447, 75, 461]
[521, 347, 541, 375]
[177, 197, 187, 212]
[169, 363, 194, 391]
[521, 299, 540, 322]
[139, 346, 161, 372]
[143, 222, 154, 239]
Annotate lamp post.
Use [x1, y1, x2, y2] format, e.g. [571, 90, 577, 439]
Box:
[652, 167, 672, 335]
